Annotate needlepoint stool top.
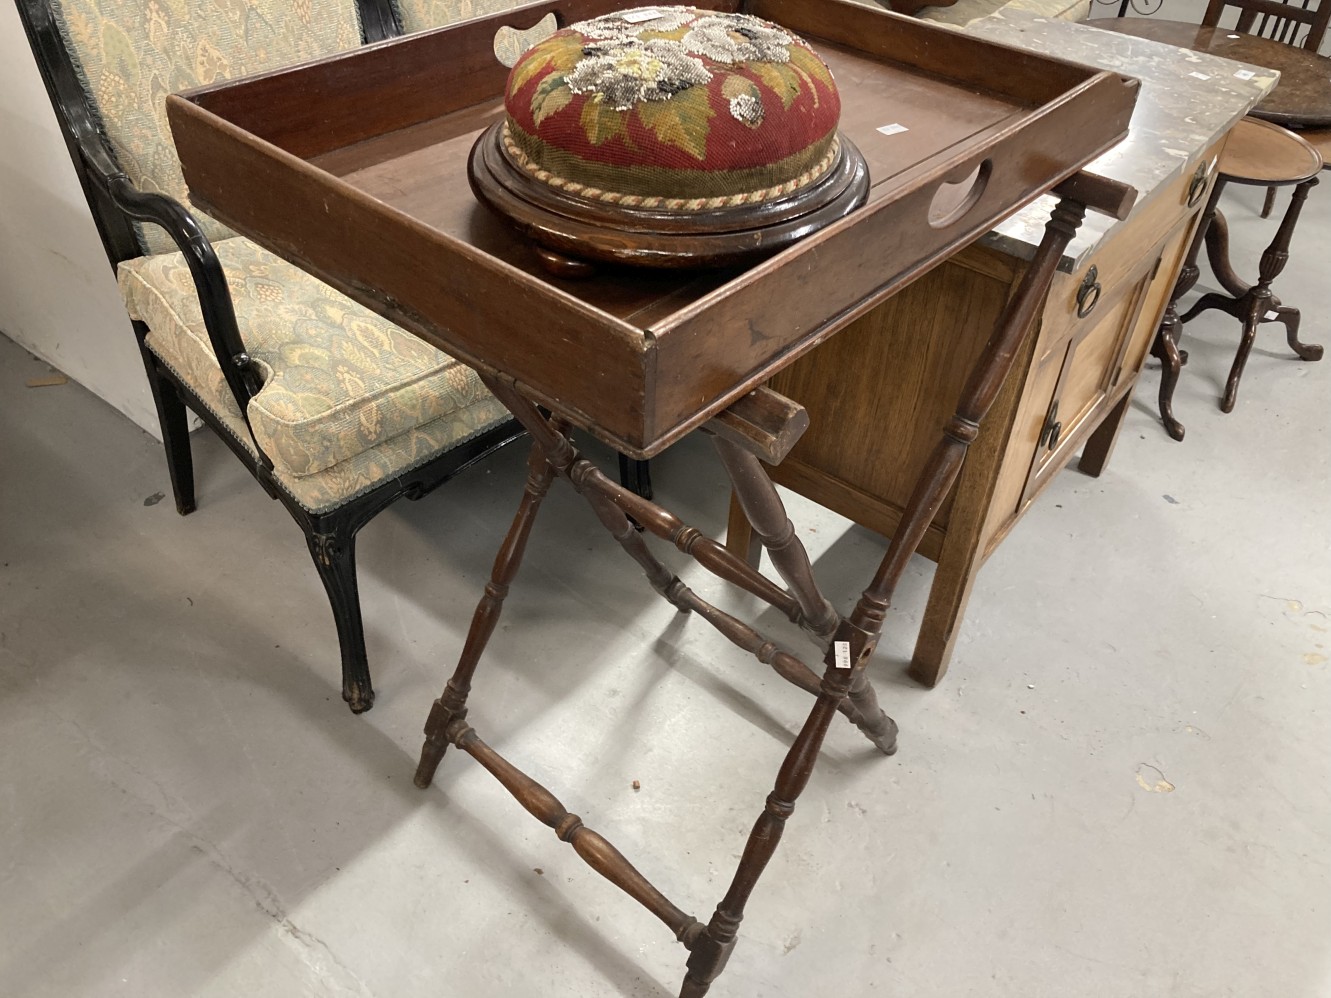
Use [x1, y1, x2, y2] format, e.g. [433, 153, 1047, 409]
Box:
[501, 7, 844, 209]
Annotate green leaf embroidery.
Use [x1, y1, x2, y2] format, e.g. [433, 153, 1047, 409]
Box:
[789, 44, 835, 89]
[531, 78, 572, 126]
[580, 100, 631, 147]
[510, 32, 583, 96]
[635, 88, 714, 161]
[750, 62, 801, 110]
[721, 75, 760, 103]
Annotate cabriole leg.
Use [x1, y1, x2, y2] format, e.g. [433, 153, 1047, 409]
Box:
[306, 523, 372, 713]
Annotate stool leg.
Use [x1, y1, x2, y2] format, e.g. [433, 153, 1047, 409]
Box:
[1260, 184, 1277, 220]
[415, 439, 557, 789]
[1220, 176, 1320, 413]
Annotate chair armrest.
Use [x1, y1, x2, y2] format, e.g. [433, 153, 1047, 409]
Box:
[76, 139, 267, 438]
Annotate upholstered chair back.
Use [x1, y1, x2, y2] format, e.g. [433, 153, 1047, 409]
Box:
[50, 0, 365, 254]
[394, 0, 530, 35]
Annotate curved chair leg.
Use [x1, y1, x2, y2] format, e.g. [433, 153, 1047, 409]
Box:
[306, 526, 374, 713]
[138, 343, 196, 515]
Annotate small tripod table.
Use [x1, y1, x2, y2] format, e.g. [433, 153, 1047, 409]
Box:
[1090, 18, 1329, 437]
[166, 2, 1138, 990]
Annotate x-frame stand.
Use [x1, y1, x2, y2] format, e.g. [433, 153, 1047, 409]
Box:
[414, 185, 1121, 996]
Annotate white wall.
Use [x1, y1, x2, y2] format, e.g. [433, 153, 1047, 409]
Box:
[0, 2, 161, 439]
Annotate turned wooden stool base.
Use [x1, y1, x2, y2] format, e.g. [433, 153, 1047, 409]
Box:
[469, 123, 871, 273]
[1153, 118, 1323, 438]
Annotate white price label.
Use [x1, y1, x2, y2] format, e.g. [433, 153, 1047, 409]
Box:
[1234, 69, 1256, 80]
[835, 641, 852, 669]
[876, 122, 909, 136]
[1188, 71, 1211, 81]
[622, 8, 663, 21]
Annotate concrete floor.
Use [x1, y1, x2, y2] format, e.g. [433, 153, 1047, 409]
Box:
[1, 181, 1328, 995]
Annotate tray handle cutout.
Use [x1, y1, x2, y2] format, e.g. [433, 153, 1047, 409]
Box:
[927, 159, 992, 229]
[494, 12, 558, 68]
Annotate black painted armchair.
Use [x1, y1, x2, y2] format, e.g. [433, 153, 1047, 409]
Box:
[15, 0, 522, 713]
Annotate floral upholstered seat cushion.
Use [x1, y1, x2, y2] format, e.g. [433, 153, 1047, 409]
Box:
[51, 0, 364, 255]
[118, 237, 509, 492]
[502, 7, 842, 208]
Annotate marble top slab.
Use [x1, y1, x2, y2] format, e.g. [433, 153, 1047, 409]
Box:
[965, 10, 1278, 271]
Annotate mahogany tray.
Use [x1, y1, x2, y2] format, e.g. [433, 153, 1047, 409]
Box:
[167, 0, 1139, 460]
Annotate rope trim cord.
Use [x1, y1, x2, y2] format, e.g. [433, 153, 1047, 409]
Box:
[501, 123, 840, 211]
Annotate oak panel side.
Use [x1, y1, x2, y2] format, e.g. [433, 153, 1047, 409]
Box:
[766, 256, 1013, 530]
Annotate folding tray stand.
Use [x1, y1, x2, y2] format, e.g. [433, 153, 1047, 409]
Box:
[167, 1, 1139, 992]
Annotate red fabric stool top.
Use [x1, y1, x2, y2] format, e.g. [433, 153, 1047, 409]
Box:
[502, 6, 843, 210]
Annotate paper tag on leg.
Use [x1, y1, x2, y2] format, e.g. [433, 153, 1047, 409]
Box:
[835, 641, 852, 669]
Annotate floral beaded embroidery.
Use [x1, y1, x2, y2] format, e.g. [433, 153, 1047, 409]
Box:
[561, 8, 795, 122]
[503, 6, 841, 193]
[566, 39, 711, 111]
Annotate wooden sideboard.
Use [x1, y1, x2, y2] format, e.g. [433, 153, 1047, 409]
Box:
[726, 135, 1227, 686]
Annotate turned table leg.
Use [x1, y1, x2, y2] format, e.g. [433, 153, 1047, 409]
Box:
[1181, 176, 1321, 414]
[415, 436, 559, 788]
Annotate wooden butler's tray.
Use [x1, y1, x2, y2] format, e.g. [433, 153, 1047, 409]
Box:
[166, 0, 1139, 460]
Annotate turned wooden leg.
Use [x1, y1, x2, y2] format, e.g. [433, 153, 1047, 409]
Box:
[415, 439, 557, 788]
[724, 490, 762, 570]
[1215, 176, 1319, 414]
[682, 658, 857, 996]
[861, 199, 1088, 687]
[713, 436, 839, 639]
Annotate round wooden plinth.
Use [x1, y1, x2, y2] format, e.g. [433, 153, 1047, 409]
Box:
[468, 122, 869, 273]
